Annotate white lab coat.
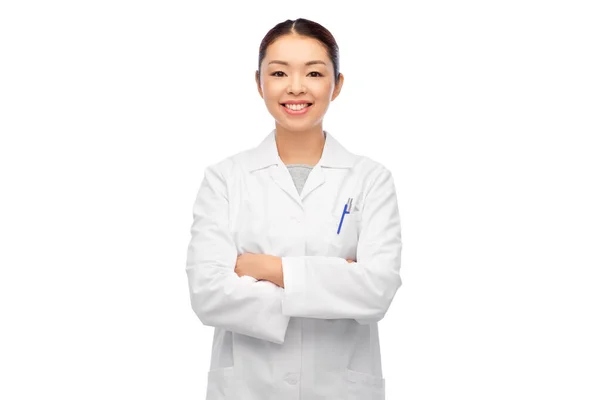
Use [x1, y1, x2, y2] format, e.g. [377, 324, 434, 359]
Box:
[186, 129, 402, 400]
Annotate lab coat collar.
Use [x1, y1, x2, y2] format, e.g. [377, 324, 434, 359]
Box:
[245, 129, 357, 172]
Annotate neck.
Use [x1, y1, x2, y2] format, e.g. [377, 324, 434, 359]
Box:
[274, 123, 326, 166]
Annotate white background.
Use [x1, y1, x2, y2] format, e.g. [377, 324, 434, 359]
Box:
[1, 0, 599, 399]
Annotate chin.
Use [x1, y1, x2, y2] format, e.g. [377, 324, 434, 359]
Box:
[277, 120, 318, 131]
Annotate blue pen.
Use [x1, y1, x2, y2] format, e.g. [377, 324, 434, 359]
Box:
[337, 198, 353, 234]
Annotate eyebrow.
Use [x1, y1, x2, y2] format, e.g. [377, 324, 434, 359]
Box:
[267, 60, 327, 66]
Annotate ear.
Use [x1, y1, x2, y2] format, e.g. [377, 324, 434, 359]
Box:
[331, 72, 344, 102]
[255, 70, 263, 98]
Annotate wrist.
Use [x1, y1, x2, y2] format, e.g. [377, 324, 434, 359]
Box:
[265, 255, 283, 286]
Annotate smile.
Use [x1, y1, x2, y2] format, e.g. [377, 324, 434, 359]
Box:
[281, 103, 313, 115]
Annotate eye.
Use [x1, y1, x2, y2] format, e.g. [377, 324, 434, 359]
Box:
[270, 71, 324, 78]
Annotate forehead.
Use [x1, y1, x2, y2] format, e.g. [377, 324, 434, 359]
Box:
[264, 35, 330, 67]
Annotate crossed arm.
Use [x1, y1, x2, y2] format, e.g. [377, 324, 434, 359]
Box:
[186, 163, 401, 344]
[233, 253, 356, 288]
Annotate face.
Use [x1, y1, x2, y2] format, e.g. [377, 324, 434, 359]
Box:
[256, 34, 344, 132]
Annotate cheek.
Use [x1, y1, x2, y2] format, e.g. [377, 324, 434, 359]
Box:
[261, 87, 283, 107]
[260, 94, 280, 112]
[261, 79, 284, 94]
[310, 84, 334, 102]
[266, 100, 284, 116]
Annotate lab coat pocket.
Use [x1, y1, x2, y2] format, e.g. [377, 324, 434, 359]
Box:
[206, 366, 244, 400]
[344, 368, 385, 400]
[327, 210, 361, 259]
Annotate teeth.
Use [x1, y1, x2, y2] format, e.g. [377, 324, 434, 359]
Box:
[284, 103, 309, 110]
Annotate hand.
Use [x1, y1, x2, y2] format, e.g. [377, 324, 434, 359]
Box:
[235, 253, 279, 281]
[235, 253, 266, 280]
[346, 259, 356, 263]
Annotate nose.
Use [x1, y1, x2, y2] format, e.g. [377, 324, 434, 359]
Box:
[287, 74, 306, 95]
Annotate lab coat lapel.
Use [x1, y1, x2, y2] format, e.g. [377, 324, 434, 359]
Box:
[268, 163, 303, 208]
[297, 130, 356, 201]
[267, 155, 326, 208]
[246, 129, 356, 209]
[298, 162, 325, 201]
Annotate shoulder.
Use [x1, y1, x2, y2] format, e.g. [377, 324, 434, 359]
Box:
[352, 153, 395, 188]
[201, 146, 254, 180]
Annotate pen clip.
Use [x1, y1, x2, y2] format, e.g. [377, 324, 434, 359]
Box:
[346, 197, 353, 214]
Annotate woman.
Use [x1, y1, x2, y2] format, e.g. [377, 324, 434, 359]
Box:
[186, 18, 402, 400]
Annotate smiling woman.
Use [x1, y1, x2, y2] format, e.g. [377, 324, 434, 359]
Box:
[255, 20, 343, 137]
[186, 17, 402, 400]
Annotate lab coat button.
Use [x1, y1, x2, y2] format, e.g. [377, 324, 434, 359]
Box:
[284, 372, 299, 385]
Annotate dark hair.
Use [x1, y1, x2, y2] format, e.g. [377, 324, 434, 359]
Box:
[256, 18, 341, 86]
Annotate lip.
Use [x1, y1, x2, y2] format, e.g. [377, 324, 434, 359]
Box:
[281, 100, 312, 105]
[281, 103, 312, 115]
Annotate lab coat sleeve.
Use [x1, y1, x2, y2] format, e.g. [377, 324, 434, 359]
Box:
[186, 163, 291, 344]
[280, 166, 402, 324]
